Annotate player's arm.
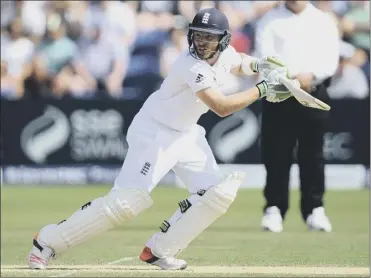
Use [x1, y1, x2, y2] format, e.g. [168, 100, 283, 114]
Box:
[222, 45, 259, 76]
[230, 53, 258, 76]
[231, 52, 287, 77]
[186, 64, 260, 117]
[196, 68, 290, 117]
[196, 86, 260, 117]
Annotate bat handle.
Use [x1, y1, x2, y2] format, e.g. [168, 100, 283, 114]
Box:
[278, 77, 301, 89]
[278, 76, 291, 85]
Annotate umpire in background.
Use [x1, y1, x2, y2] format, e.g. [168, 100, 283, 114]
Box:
[254, 0, 340, 232]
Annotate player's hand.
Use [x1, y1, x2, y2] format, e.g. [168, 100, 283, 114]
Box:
[252, 56, 290, 78]
[256, 68, 293, 102]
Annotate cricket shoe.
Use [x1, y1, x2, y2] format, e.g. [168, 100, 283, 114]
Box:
[139, 246, 187, 270]
[306, 207, 332, 232]
[261, 206, 283, 233]
[28, 233, 56, 269]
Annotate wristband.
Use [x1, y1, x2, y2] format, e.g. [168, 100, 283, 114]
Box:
[256, 81, 268, 98]
[242, 56, 259, 75]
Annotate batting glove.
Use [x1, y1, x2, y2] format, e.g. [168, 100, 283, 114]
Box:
[251, 56, 291, 78]
[256, 68, 293, 102]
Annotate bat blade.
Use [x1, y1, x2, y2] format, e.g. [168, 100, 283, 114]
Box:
[278, 77, 331, 111]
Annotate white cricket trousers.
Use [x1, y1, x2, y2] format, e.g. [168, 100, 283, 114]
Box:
[113, 111, 222, 194]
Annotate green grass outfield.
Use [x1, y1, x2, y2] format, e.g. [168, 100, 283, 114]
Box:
[1, 186, 369, 277]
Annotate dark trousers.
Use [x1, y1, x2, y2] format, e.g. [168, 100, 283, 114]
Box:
[261, 83, 330, 222]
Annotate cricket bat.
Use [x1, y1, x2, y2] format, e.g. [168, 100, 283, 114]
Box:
[266, 57, 331, 111]
[278, 77, 331, 111]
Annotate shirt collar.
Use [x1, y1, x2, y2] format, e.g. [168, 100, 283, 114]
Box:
[281, 2, 313, 17]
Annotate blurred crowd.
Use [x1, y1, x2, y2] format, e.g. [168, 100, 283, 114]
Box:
[1, 0, 370, 101]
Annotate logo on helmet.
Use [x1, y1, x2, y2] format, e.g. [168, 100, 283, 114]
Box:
[202, 12, 210, 24]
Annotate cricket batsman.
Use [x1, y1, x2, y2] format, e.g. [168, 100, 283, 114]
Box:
[28, 8, 290, 270]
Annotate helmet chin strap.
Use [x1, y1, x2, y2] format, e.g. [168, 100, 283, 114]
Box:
[205, 49, 220, 61]
[190, 40, 220, 61]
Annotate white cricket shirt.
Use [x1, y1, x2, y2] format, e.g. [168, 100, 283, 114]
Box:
[254, 2, 339, 83]
[139, 45, 242, 131]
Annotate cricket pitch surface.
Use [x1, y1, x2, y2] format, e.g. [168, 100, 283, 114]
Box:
[2, 264, 369, 277]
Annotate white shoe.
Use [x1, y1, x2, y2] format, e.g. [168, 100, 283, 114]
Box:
[306, 207, 332, 232]
[261, 206, 283, 233]
[139, 247, 187, 270]
[28, 233, 56, 269]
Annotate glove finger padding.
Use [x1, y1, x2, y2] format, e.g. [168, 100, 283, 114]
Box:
[256, 68, 291, 99]
[266, 68, 289, 84]
[263, 69, 292, 102]
[268, 92, 293, 103]
[277, 92, 293, 101]
[266, 94, 276, 102]
[267, 94, 283, 103]
[266, 92, 292, 103]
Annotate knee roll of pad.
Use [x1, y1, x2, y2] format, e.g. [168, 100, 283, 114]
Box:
[151, 172, 245, 258]
[104, 188, 153, 225]
[201, 171, 246, 213]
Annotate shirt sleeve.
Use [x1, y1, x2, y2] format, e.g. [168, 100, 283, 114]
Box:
[225, 45, 243, 69]
[185, 63, 217, 93]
